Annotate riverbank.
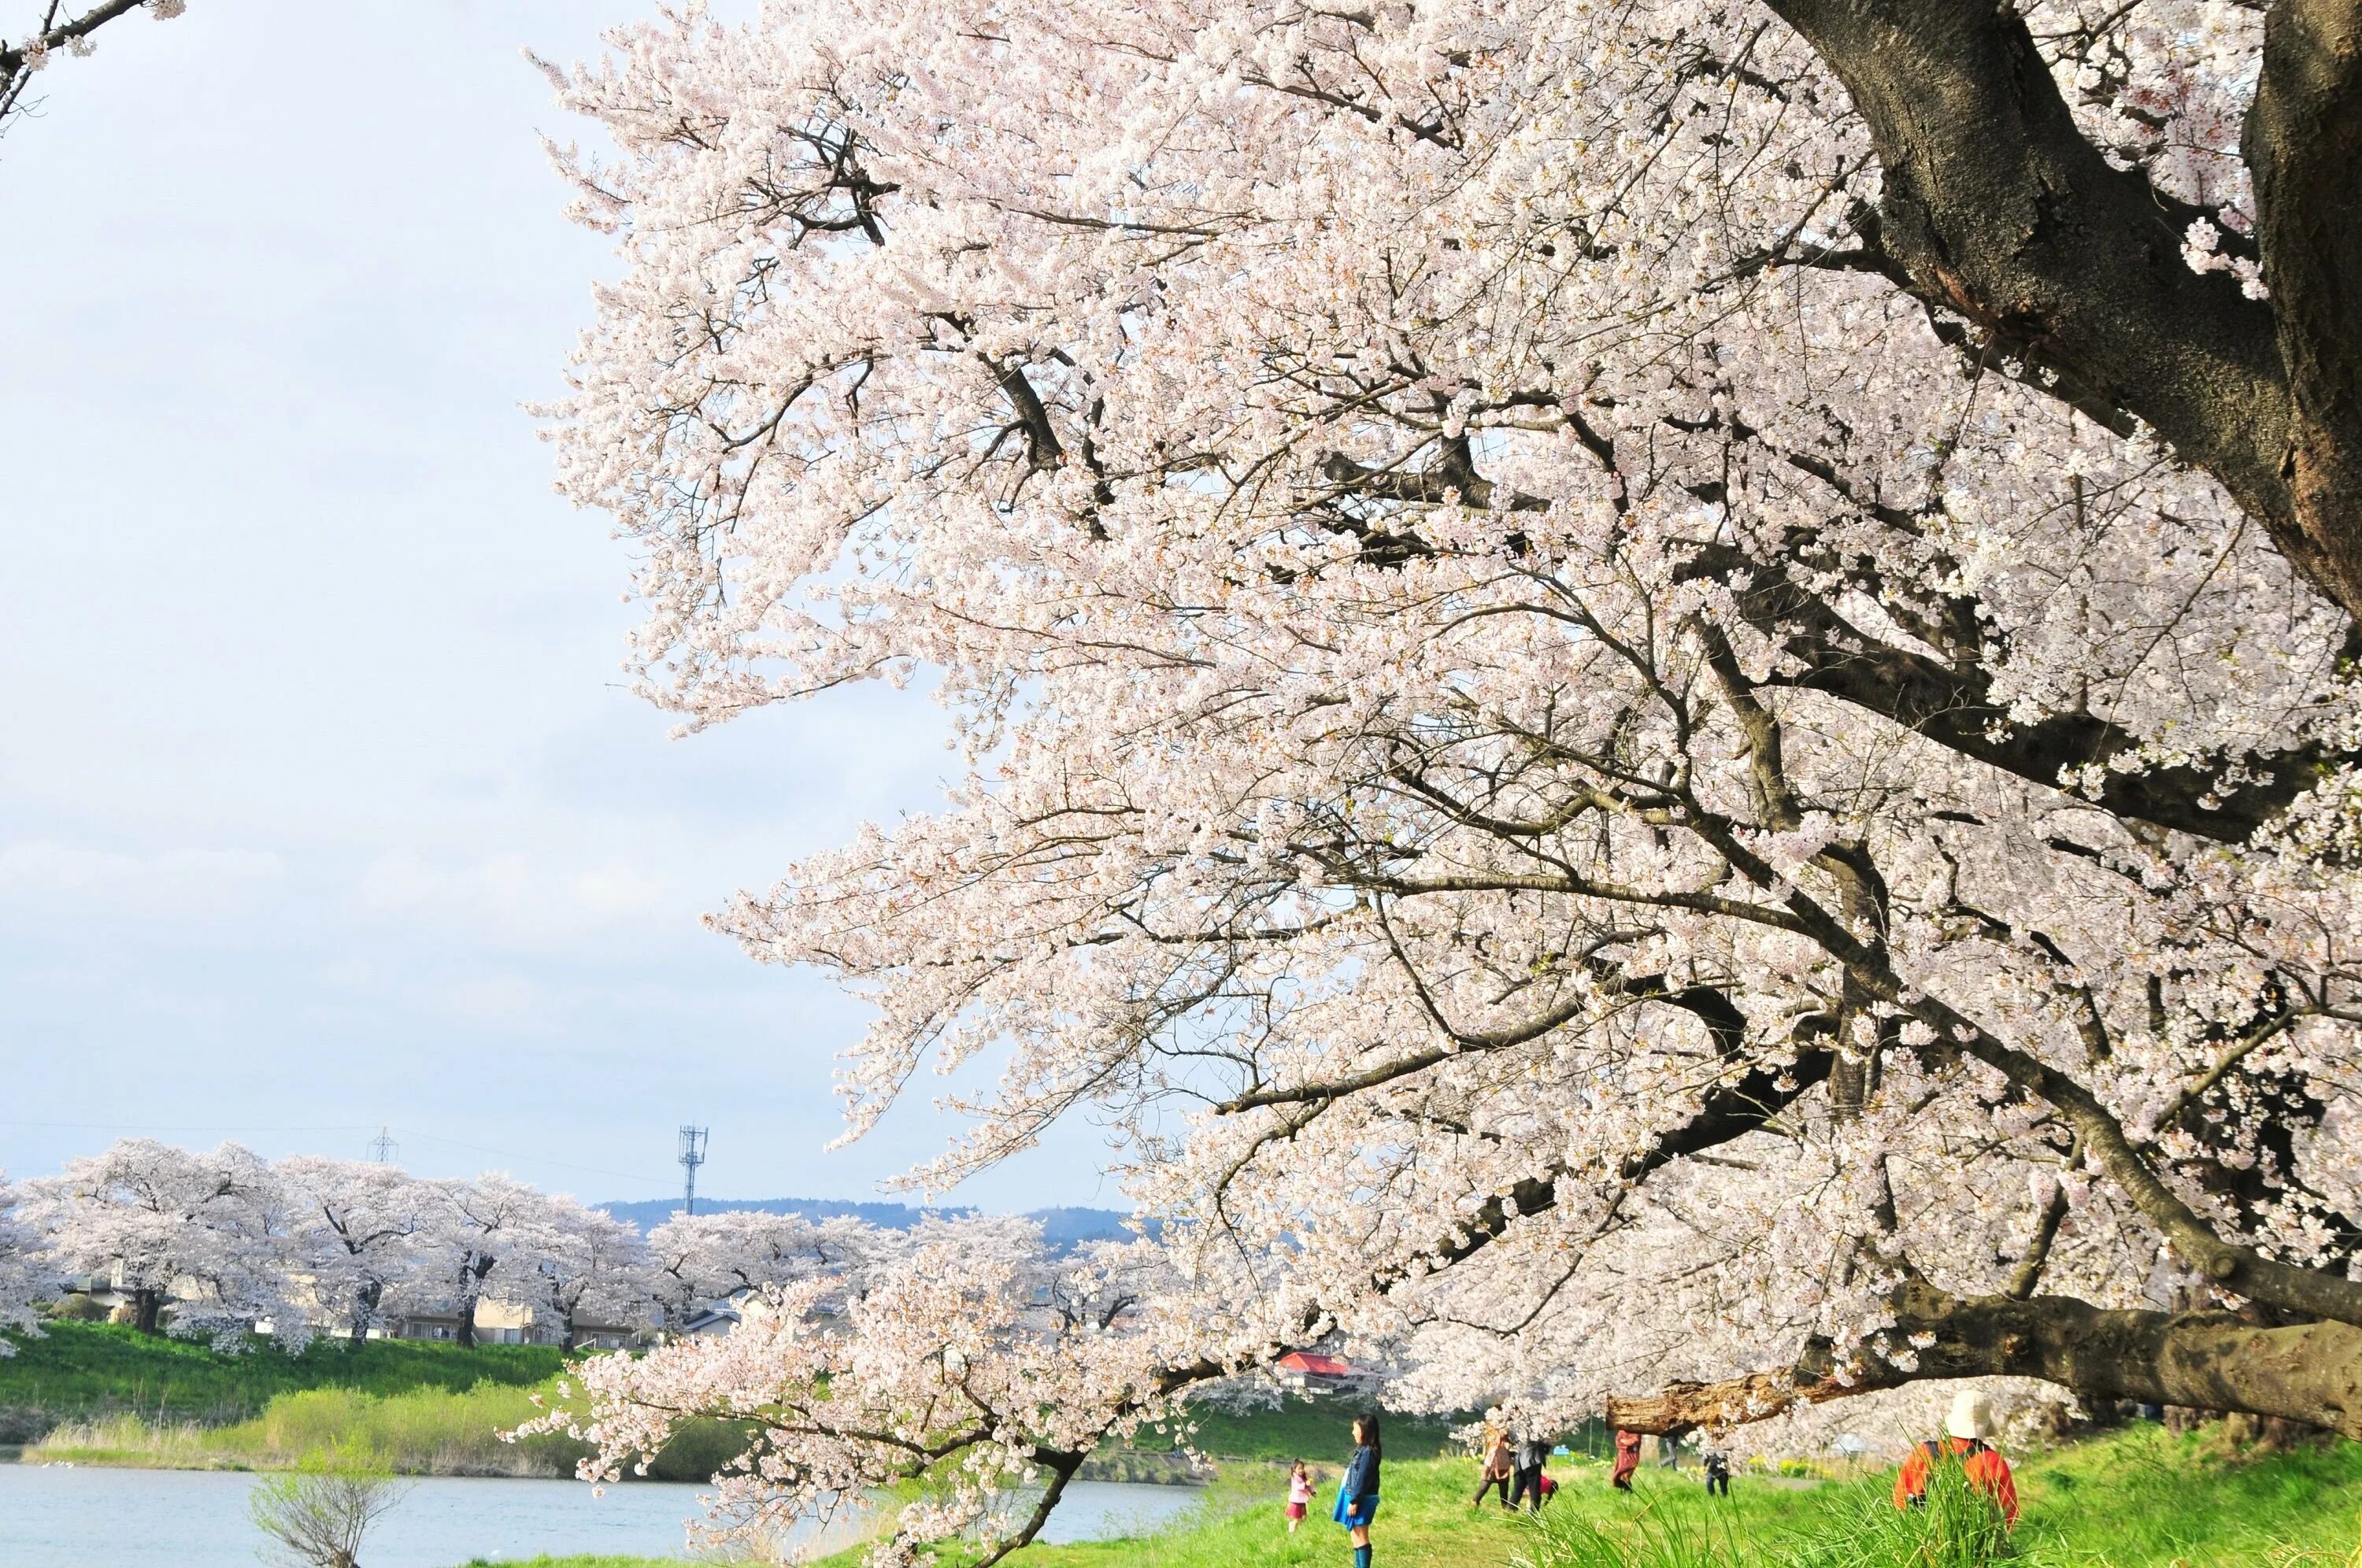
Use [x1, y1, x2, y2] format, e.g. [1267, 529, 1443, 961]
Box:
[0, 1322, 564, 1442]
[13, 1382, 758, 1481]
[0, 1324, 1446, 1483]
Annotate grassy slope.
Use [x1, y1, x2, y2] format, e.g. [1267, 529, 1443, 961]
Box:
[26, 1385, 590, 1476]
[1124, 1399, 1463, 1464]
[463, 1427, 2362, 1567]
[800, 1426, 2362, 1568]
[0, 1321, 563, 1422]
[0, 1322, 745, 1481]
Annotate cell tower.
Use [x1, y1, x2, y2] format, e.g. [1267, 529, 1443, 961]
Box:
[678, 1126, 709, 1216]
[368, 1127, 399, 1164]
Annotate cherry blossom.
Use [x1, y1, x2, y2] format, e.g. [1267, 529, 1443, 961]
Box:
[23, 1140, 313, 1350]
[532, 0, 2362, 1551]
[277, 1155, 436, 1344]
[1, 3, 191, 139]
[0, 1172, 54, 1353]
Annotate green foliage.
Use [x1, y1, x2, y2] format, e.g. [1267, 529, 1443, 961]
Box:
[0, 1320, 565, 1425]
[250, 1458, 409, 1568]
[25, 1379, 747, 1481]
[452, 1559, 690, 1568]
[27, 1382, 588, 1476]
[1124, 1396, 1463, 1463]
[898, 1427, 2362, 1568]
[432, 1428, 2362, 1568]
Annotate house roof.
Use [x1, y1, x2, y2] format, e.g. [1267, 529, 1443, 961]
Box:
[1276, 1352, 1352, 1377]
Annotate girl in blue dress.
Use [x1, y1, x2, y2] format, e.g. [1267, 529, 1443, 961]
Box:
[1332, 1411, 1382, 1567]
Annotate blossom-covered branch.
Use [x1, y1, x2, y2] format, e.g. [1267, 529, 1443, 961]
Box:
[535, 0, 2362, 1548]
[0, 2, 185, 139]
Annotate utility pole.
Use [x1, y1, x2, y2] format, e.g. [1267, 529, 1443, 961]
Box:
[368, 1127, 399, 1164]
[678, 1126, 709, 1216]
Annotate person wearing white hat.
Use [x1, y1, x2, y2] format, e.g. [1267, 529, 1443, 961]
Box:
[1893, 1390, 2019, 1525]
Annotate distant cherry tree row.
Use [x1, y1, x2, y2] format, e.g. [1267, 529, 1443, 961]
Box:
[0, 1138, 1062, 1354]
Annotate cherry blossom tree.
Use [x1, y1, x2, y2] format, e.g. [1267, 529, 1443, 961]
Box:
[0, 1172, 54, 1353]
[645, 1208, 885, 1324]
[534, 0, 2362, 1551]
[516, 1193, 654, 1349]
[531, 1218, 1196, 1566]
[403, 1174, 542, 1349]
[24, 1139, 309, 1348]
[276, 1156, 435, 1344]
[1, 2, 188, 141]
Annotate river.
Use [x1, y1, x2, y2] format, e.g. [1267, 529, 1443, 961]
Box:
[0, 1463, 1203, 1566]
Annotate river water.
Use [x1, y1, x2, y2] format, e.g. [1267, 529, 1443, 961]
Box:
[0, 1463, 1202, 1566]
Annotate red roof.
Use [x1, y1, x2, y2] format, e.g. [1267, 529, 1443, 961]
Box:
[1277, 1352, 1352, 1377]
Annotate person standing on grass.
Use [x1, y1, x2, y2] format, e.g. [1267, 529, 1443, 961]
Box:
[1509, 1430, 1549, 1511]
[1611, 1428, 1642, 1491]
[1287, 1459, 1313, 1533]
[1469, 1427, 1513, 1509]
[1703, 1444, 1731, 1497]
[1333, 1411, 1382, 1568]
[1894, 1392, 2019, 1526]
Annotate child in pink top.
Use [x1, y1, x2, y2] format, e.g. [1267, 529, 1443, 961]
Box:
[1285, 1460, 1312, 1532]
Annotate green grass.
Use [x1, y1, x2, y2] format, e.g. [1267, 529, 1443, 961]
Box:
[453, 1559, 692, 1568]
[24, 1382, 591, 1477]
[21, 1381, 750, 1482]
[1124, 1397, 1465, 1463]
[454, 1559, 694, 1568]
[0, 1320, 565, 1428]
[780, 1426, 2362, 1568]
[0, 1323, 755, 1481]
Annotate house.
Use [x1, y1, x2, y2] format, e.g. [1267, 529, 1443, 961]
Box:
[1275, 1351, 1357, 1389]
[384, 1299, 639, 1350]
[674, 1303, 742, 1337]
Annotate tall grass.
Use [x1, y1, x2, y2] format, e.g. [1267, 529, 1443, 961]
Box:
[1516, 1460, 2016, 1568]
[26, 1382, 590, 1476]
[23, 1378, 752, 1482]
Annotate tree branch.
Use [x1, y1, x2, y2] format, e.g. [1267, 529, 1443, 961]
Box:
[1761, 0, 2344, 615]
[1686, 543, 2340, 842]
[1608, 1279, 2362, 1438]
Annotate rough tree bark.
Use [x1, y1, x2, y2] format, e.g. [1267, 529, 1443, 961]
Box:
[2250, 0, 2362, 614]
[1606, 1280, 2362, 1439]
[1764, 0, 2362, 621]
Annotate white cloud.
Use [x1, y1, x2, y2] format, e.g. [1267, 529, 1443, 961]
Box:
[0, 839, 285, 920]
[354, 849, 678, 946]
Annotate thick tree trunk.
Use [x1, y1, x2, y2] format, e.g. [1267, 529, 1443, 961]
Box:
[1760, 0, 2362, 623]
[350, 1281, 383, 1345]
[2250, 0, 2362, 619]
[132, 1288, 161, 1336]
[1607, 1282, 2362, 1438]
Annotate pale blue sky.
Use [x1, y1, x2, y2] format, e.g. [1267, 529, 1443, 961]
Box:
[0, 1, 1119, 1210]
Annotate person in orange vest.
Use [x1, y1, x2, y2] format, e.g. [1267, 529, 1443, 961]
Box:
[1894, 1392, 2019, 1525]
[1610, 1428, 1642, 1491]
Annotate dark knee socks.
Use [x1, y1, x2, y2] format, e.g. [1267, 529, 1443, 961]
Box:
[1353, 1547, 1372, 1568]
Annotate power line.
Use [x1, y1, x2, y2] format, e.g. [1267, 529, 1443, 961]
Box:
[0, 1120, 379, 1133]
[387, 1129, 671, 1188]
[367, 1127, 399, 1164]
[0, 1119, 670, 1189]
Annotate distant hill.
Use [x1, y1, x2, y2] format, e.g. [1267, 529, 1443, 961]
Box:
[598, 1196, 1146, 1246]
